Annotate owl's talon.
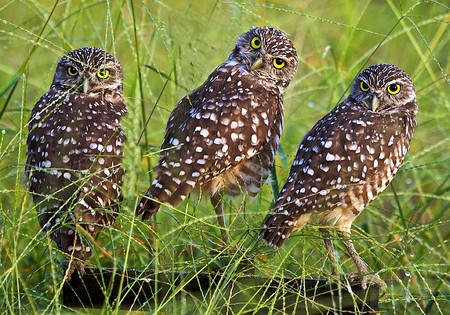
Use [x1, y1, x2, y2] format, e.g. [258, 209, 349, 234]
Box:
[347, 273, 386, 291]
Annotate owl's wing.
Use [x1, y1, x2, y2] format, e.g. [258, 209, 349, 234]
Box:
[25, 93, 76, 202]
[26, 93, 82, 258]
[25, 93, 49, 179]
[138, 66, 280, 218]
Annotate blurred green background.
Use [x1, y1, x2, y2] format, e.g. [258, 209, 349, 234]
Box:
[0, 1, 448, 314]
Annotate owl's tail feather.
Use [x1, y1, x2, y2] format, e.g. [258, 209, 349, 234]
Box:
[136, 193, 162, 221]
[136, 174, 195, 220]
[260, 213, 296, 249]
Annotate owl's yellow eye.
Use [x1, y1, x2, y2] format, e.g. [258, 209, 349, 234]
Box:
[67, 66, 78, 76]
[273, 58, 285, 69]
[250, 36, 262, 49]
[387, 83, 401, 95]
[360, 81, 370, 92]
[97, 68, 110, 79]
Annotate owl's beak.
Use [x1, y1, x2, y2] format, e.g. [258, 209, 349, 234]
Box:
[371, 96, 379, 112]
[251, 58, 263, 70]
[82, 79, 90, 94]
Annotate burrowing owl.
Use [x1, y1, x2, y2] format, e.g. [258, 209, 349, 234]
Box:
[261, 64, 417, 289]
[26, 47, 127, 278]
[136, 26, 298, 243]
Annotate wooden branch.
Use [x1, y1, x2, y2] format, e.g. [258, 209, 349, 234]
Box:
[63, 267, 379, 313]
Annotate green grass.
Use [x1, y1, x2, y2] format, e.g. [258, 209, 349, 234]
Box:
[0, 0, 449, 314]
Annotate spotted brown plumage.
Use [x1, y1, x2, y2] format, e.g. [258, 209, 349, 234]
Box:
[136, 26, 298, 243]
[26, 47, 127, 278]
[261, 64, 418, 289]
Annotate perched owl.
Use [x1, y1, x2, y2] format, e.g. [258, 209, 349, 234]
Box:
[261, 64, 418, 289]
[136, 26, 298, 243]
[26, 47, 127, 278]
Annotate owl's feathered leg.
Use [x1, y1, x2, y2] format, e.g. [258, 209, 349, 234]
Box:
[63, 255, 87, 281]
[337, 231, 386, 290]
[320, 228, 339, 277]
[338, 231, 368, 274]
[211, 193, 230, 244]
[59, 225, 89, 281]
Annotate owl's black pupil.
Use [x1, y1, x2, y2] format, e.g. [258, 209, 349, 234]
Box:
[362, 82, 369, 90]
[254, 39, 260, 46]
[389, 84, 399, 92]
[275, 58, 283, 65]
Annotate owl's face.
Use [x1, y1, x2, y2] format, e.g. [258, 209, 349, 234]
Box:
[229, 26, 298, 89]
[350, 64, 416, 113]
[52, 47, 123, 94]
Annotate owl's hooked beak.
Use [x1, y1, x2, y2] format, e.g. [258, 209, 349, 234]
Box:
[82, 79, 90, 94]
[371, 96, 380, 112]
[251, 58, 263, 70]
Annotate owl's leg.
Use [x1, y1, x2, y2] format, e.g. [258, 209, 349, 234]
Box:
[338, 231, 368, 274]
[211, 193, 230, 244]
[337, 231, 386, 290]
[60, 225, 89, 281]
[42, 207, 86, 280]
[320, 228, 339, 277]
[63, 256, 87, 281]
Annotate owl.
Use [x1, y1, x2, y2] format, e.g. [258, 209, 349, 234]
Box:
[136, 26, 298, 243]
[26, 47, 127, 279]
[261, 64, 418, 289]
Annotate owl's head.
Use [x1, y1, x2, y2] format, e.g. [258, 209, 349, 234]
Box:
[52, 47, 123, 94]
[350, 64, 416, 112]
[229, 26, 298, 89]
